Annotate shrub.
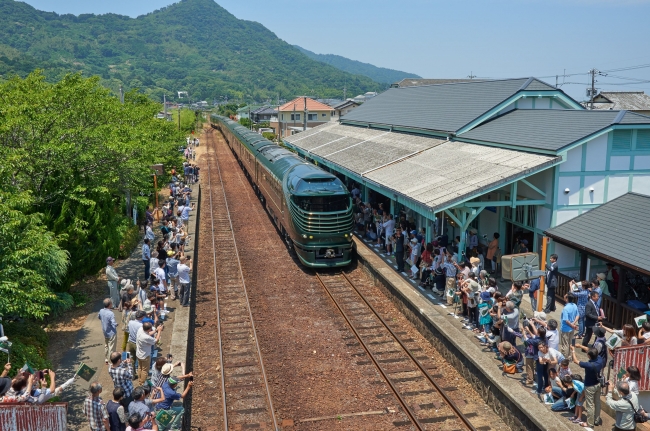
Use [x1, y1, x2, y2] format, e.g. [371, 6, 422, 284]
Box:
[2, 321, 51, 376]
[262, 132, 276, 141]
[118, 224, 142, 259]
[45, 292, 74, 320]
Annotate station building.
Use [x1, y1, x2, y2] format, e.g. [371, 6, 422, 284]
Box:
[282, 78, 650, 275]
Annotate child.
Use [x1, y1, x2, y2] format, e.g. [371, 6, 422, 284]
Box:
[558, 358, 572, 379]
[568, 375, 585, 422]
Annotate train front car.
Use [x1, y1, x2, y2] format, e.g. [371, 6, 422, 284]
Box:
[285, 165, 354, 267]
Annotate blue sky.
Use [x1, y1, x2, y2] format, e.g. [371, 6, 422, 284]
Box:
[20, 0, 650, 101]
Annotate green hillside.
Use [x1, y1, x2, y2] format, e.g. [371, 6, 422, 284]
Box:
[294, 45, 420, 85]
[0, 0, 381, 101]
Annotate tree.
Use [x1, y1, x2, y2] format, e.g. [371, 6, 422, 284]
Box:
[0, 191, 68, 319]
[0, 71, 182, 289]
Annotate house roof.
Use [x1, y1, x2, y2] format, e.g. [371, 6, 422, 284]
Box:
[544, 192, 650, 275]
[340, 77, 562, 134]
[279, 97, 333, 112]
[392, 78, 476, 88]
[459, 109, 650, 153]
[251, 106, 277, 115]
[333, 100, 361, 110]
[284, 123, 558, 214]
[589, 91, 650, 111]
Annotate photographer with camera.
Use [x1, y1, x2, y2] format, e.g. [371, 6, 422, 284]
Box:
[571, 345, 605, 428]
[109, 352, 134, 408]
[606, 381, 642, 431]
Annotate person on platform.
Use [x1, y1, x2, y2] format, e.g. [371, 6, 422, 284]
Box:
[543, 254, 559, 313]
[606, 381, 639, 431]
[106, 257, 121, 311]
[83, 382, 110, 431]
[99, 298, 118, 365]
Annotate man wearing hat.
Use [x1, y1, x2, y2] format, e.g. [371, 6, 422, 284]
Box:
[106, 257, 121, 311]
[156, 376, 193, 430]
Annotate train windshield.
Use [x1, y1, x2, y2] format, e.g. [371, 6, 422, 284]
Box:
[293, 195, 349, 212]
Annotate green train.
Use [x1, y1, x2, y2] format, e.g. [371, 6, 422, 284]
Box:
[211, 115, 354, 267]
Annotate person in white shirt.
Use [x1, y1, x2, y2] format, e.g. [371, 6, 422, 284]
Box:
[153, 260, 167, 290]
[408, 238, 421, 279]
[178, 256, 192, 307]
[382, 215, 395, 254]
[135, 322, 163, 385]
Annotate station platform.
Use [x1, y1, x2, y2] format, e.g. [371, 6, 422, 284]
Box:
[352, 234, 622, 431]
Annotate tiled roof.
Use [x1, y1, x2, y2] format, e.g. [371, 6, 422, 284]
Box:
[340, 78, 561, 134]
[279, 97, 334, 112]
[545, 192, 650, 275]
[589, 91, 650, 111]
[459, 109, 650, 153]
[392, 78, 476, 88]
[333, 100, 361, 110]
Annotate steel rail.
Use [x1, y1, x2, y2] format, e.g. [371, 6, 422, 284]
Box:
[206, 129, 279, 431]
[315, 273, 425, 431]
[205, 129, 229, 431]
[339, 272, 477, 431]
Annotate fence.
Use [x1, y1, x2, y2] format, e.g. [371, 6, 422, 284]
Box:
[0, 403, 67, 431]
[555, 273, 643, 329]
[613, 344, 650, 391]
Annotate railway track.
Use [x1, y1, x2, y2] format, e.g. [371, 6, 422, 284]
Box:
[316, 272, 479, 431]
[205, 129, 279, 431]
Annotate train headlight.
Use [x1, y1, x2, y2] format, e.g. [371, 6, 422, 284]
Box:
[309, 235, 313, 239]
[344, 234, 348, 237]
[302, 234, 307, 239]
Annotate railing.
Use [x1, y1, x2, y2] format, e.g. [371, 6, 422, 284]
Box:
[556, 273, 643, 328]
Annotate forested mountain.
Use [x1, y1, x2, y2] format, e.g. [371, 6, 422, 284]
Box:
[294, 45, 420, 85]
[0, 0, 381, 101]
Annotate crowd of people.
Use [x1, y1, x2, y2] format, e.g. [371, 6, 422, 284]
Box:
[352, 189, 648, 430]
[93, 169, 196, 430]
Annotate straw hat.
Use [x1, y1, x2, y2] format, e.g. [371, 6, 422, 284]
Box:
[161, 363, 174, 376]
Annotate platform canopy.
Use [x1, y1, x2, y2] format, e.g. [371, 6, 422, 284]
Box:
[545, 192, 650, 276]
[284, 123, 559, 216]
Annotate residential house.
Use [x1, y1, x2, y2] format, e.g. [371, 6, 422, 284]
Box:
[331, 100, 361, 121]
[250, 106, 277, 123]
[587, 91, 650, 116]
[236, 105, 262, 121]
[273, 97, 334, 138]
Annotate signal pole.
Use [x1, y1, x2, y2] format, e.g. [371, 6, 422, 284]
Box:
[589, 68, 596, 110]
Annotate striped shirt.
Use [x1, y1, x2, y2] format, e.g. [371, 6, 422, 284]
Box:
[109, 362, 134, 398]
[83, 396, 108, 431]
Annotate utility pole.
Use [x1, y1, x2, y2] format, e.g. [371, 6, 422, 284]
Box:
[163, 94, 167, 118]
[343, 83, 347, 100]
[589, 68, 598, 110]
[119, 86, 124, 104]
[178, 106, 181, 131]
[303, 96, 307, 131]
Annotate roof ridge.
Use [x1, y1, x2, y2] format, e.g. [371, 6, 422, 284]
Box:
[393, 77, 534, 89]
[612, 110, 627, 124]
